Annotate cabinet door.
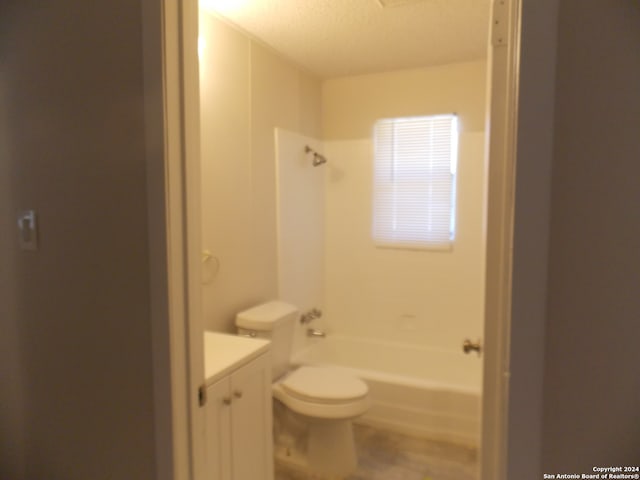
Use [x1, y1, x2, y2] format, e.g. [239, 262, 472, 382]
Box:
[205, 377, 232, 480]
[230, 353, 274, 480]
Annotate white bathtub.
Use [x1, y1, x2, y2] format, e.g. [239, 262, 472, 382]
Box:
[292, 335, 482, 446]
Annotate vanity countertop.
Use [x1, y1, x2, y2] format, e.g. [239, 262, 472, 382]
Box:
[204, 331, 270, 385]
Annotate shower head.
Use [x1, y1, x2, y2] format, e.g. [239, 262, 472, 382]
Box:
[305, 145, 327, 167]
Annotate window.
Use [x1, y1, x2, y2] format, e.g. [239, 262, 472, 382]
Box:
[373, 114, 458, 250]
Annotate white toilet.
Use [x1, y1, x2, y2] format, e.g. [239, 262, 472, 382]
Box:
[236, 301, 370, 476]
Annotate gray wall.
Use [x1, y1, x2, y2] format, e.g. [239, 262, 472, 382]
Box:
[507, 1, 558, 478]
[0, 1, 157, 478]
[542, 0, 640, 468]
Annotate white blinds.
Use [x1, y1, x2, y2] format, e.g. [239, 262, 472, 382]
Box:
[373, 115, 458, 249]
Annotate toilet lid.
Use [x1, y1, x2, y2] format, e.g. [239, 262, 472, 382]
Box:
[281, 366, 368, 403]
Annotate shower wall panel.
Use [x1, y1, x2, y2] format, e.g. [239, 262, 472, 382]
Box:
[275, 129, 325, 353]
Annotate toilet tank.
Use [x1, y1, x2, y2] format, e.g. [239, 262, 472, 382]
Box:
[236, 301, 299, 380]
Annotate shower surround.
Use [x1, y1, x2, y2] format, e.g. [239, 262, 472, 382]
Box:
[275, 61, 487, 446]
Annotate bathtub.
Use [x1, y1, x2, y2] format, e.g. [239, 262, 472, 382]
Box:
[291, 335, 482, 447]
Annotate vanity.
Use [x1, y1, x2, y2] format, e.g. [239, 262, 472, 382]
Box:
[203, 332, 273, 480]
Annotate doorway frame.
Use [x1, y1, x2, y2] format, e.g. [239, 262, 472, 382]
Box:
[480, 0, 527, 476]
[149, 0, 560, 478]
[143, 0, 206, 479]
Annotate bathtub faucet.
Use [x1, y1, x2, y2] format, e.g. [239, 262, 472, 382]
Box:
[300, 308, 322, 324]
[307, 328, 326, 338]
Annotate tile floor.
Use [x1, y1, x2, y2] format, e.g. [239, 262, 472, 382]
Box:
[275, 423, 478, 480]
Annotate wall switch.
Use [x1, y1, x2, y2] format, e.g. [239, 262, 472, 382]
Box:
[17, 210, 38, 251]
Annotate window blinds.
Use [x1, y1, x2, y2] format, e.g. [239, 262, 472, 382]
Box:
[373, 115, 458, 249]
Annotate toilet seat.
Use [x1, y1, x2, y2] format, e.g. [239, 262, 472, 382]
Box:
[281, 366, 368, 404]
[273, 366, 370, 419]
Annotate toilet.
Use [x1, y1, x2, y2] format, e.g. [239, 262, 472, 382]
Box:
[236, 301, 370, 476]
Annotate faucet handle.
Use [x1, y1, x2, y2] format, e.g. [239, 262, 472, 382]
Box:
[300, 307, 323, 324]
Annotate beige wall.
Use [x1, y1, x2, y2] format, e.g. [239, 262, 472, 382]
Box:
[323, 60, 487, 140]
[322, 62, 487, 351]
[0, 1, 157, 478]
[199, 13, 322, 332]
[542, 0, 640, 468]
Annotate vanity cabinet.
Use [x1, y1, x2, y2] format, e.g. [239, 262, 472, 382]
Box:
[204, 332, 273, 480]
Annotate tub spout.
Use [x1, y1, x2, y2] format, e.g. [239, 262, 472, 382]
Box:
[307, 328, 326, 338]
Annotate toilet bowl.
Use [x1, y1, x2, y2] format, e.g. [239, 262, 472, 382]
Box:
[274, 366, 369, 474]
[235, 301, 370, 476]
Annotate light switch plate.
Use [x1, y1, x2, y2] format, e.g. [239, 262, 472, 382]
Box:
[17, 210, 38, 251]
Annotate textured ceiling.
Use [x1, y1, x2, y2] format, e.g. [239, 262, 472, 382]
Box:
[200, 0, 491, 79]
